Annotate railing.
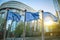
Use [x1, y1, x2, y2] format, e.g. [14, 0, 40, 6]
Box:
[6, 36, 60, 40]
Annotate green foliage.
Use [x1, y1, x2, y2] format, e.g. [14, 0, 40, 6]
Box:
[14, 22, 24, 37]
[14, 22, 30, 37]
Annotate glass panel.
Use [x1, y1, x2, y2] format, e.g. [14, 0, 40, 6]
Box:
[2, 14, 5, 18]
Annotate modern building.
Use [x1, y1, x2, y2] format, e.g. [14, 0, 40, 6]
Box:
[0, 1, 36, 39]
[53, 0, 60, 20]
[0, 1, 36, 20]
[0, 1, 36, 29]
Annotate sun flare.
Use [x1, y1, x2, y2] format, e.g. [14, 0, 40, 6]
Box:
[44, 17, 54, 26]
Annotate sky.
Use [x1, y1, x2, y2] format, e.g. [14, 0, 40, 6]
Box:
[0, 0, 56, 15]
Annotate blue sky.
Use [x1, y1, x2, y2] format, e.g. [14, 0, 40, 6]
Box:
[0, 0, 56, 15]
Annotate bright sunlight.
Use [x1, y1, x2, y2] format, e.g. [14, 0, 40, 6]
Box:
[44, 17, 54, 26]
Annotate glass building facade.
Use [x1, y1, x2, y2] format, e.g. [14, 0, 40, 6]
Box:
[0, 1, 38, 40]
[53, 0, 60, 19]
